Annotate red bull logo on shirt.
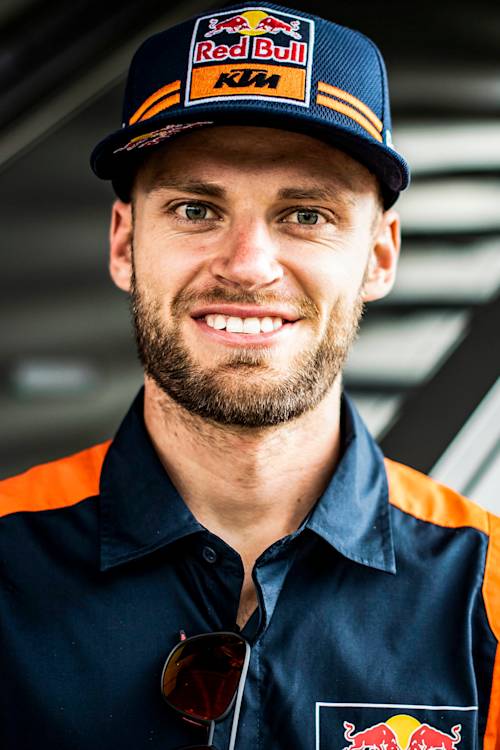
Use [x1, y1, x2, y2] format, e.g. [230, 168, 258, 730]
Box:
[406, 722, 462, 750]
[342, 715, 462, 750]
[315, 704, 473, 750]
[186, 7, 314, 107]
[344, 720, 400, 750]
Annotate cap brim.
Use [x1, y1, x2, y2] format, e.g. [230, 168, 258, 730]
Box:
[91, 106, 409, 208]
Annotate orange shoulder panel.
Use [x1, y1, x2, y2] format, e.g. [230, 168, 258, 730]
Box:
[384, 457, 489, 534]
[386, 458, 500, 748]
[484, 513, 500, 750]
[0, 441, 111, 519]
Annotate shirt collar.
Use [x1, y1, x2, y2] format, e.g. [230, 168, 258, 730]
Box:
[99, 390, 203, 571]
[305, 394, 396, 574]
[99, 389, 395, 574]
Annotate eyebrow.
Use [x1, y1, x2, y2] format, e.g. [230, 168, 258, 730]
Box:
[277, 185, 356, 207]
[147, 177, 356, 207]
[147, 178, 226, 198]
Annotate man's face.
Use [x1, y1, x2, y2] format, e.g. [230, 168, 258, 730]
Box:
[115, 126, 393, 428]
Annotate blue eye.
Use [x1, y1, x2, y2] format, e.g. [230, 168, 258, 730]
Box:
[284, 209, 326, 226]
[296, 210, 319, 225]
[183, 204, 209, 220]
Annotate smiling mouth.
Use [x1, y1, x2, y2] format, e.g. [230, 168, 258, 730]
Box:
[191, 313, 298, 344]
[195, 312, 292, 334]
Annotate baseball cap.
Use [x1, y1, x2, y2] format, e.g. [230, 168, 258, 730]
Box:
[90, 2, 410, 208]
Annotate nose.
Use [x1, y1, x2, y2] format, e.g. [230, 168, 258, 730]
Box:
[209, 218, 284, 291]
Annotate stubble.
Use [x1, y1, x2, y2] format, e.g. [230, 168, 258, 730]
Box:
[130, 264, 365, 428]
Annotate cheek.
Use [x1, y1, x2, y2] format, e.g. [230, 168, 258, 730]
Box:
[132, 226, 206, 298]
[288, 248, 366, 315]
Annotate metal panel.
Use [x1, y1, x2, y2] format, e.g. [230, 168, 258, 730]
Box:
[380, 294, 500, 474]
[431, 379, 500, 513]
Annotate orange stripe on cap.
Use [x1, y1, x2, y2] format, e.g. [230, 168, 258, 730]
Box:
[484, 514, 500, 750]
[317, 81, 383, 132]
[136, 93, 181, 123]
[0, 441, 111, 519]
[316, 93, 383, 142]
[129, 81, 181, 125]
[385, 458, 490, 533]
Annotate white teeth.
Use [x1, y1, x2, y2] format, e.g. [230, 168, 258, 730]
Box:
[260, 317, 274, 333]
[203, 314, 285, 333]
[243, 317, 261, 334]
[226, 316, 243, 333]
[213, 314, 226, 330]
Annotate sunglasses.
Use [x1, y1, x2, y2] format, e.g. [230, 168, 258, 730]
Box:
[161, 630, 251, 750]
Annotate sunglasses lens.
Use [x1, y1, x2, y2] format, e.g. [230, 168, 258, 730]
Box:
[162, 633, 247, 722]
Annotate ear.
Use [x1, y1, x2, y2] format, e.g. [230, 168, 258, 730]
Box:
[109, 200, 133, 292]
[362, 208, 401, 302]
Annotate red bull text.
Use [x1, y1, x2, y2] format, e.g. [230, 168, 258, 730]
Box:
[194, 37, 307, 65]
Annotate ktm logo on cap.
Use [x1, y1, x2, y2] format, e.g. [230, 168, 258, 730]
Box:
[186, 6, 314, 107]
[214, 67, 280, 89]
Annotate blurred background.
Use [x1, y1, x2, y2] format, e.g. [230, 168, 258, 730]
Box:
[1, 0, 499, 512]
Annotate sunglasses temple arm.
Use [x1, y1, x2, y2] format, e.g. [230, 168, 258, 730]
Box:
[228, 642, 252, 750]
[207, 720, 215, 745]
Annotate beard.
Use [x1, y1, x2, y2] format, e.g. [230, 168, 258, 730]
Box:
[130, 267, 365, 429]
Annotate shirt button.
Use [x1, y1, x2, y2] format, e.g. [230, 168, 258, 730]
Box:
[202, 546, 217, 564]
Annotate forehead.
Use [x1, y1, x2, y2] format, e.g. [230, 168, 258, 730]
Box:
[136, 125, 378, 198]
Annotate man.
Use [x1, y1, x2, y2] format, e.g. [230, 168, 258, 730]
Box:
[1, 4, 498, 750]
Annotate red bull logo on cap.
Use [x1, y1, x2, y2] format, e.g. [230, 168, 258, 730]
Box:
[204, 11, 301, 39]
[186, 7, 314, 107]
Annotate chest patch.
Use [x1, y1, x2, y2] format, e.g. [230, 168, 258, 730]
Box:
[315, 703, 477, 750]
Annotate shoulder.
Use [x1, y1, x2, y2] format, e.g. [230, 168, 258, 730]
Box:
[385, 457, 500, 640]
[384, 457, 494, 534]
[0, 441, 112, 520]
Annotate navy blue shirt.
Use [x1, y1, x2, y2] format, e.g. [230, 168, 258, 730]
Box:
[1, 390, 499, 749]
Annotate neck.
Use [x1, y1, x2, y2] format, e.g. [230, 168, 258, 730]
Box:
[143, 376, 343, 559]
